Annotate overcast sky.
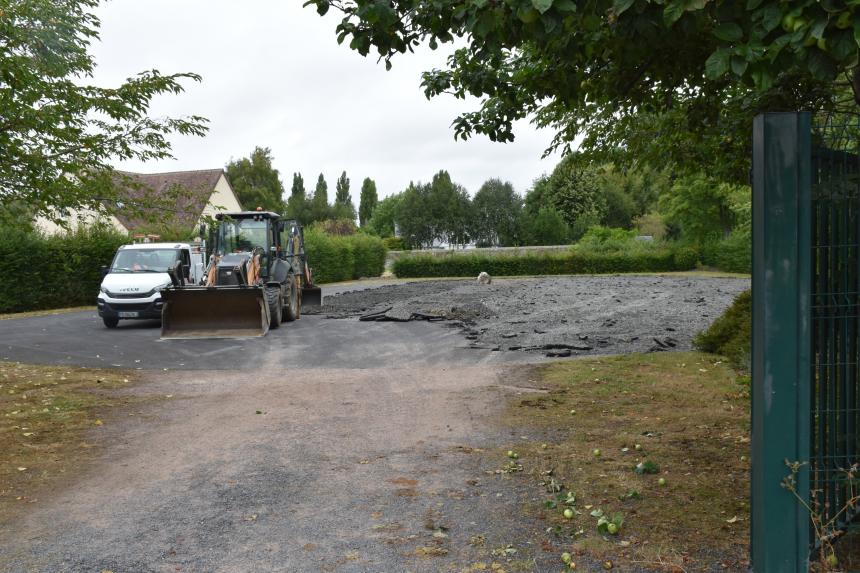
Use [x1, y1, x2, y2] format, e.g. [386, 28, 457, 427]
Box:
[89, 0, 558, 200]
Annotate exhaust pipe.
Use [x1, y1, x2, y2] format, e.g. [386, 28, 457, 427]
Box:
[160, 287, 270, 339]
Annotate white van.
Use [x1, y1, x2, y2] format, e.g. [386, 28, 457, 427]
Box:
[97, 242, 205, 328]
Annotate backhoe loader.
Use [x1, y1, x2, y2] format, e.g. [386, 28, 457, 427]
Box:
[160, 210, 321, 338]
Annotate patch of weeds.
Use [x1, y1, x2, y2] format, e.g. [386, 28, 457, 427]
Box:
[0, 361, 146, 520]
[498, 351, 750, 570]
[633, 460, 660, 475]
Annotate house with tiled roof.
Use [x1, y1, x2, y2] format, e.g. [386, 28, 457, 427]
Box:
[36, 169, 243, 236]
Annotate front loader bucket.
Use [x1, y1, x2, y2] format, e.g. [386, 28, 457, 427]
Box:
[301, 286, 322, 307]
[161, 287, 270, 339]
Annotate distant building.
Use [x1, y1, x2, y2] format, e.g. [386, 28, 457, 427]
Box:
[35, 169, 242, 236]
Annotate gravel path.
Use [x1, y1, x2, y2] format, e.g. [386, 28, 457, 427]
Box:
[306, 275, 749, 358]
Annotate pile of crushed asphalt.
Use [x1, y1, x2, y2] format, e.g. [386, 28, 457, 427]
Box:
[306, 276, 749, 358]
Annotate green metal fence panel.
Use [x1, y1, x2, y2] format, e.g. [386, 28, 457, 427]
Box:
[751, 112, 812, 572]
[810, 117, 860, 544]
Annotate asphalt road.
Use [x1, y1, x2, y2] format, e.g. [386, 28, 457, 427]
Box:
[0, 308, 514, 371]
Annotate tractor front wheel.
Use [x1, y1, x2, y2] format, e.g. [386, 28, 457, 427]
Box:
[284, 276, 299, 322]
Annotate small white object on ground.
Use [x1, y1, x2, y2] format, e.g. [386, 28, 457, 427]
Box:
[476, 272, 492, 285]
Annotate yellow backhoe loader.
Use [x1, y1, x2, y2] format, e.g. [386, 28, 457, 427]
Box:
[160, 211, 321, 338]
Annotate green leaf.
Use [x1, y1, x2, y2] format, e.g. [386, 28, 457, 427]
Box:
[751, 66, 774, 90]
[854, 20, 860, 49]
[713, 22, 743, 42]
[810, 18, 827, 40]
[730, 55, 748, 76]
[554, 0, 577, 12]
[760, 4, 782, 33]
[704, 48, 731, 79]
[613, 0, 635, 15]
[663, 1, 686, 25]
[532, 0, 554, 15]
[746, 0, 764, 9]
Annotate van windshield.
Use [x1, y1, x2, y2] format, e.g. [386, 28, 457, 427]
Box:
[111, 249, 178, 273]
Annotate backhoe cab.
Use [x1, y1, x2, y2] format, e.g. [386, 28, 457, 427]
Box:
[160, 211, 321, 339]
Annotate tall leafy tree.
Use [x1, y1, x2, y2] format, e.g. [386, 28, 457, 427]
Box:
[659, 174, 750, 244]
[310, 173, 331, 223]
[472, 179, 522, 247]
[332, 170, 357, 221]
[1, 0, 207, 222]
[427, 170, 472, 247]
[307, 0, 856, 183]
[286, 172, 309, 222]
[520, 207, 570, 246]
[545, 155, 605, 229]
[367, 193, 401, 237]
[358, 178, 379, 227]
[395, 183, 434, 249]
[225, 147, 286, 213]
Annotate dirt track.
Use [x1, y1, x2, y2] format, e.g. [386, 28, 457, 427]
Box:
[307, 275, 749, 358]
[0, 274, 750, 572]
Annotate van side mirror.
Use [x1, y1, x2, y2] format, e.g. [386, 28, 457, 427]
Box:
[101, 265, 109, 277]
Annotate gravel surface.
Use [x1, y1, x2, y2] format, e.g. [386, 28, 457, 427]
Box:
[305, 275, 750, 358]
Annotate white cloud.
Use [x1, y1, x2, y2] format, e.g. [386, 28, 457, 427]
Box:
[90, 0, 558, 199]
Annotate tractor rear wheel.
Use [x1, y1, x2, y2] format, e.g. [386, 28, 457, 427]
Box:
[266, 286, 282, 329]
[284, 276, 299, 322]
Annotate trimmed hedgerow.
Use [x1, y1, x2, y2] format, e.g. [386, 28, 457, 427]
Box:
[693, 289, 751, 370]
[0, 226, 128, 313]
[303, 228, 386, 284]
[700, 232, 751, 274]
[392, 246, 699, 278]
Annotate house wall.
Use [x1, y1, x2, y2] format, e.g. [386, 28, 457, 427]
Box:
[34, 209, 128, 236]
[200, 174, 242, 220]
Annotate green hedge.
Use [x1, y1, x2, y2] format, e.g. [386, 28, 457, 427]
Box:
[0, 227, 127, 313]
[392, 246, 699, 278]
[694, 289, 751, 370]
[303, 229, 387, 284]
[700, 233, 751, 274]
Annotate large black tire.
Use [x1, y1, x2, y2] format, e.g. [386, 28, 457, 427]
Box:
[283, 276, 299, 322]
[103, 316, 119, 328]
[266, 286, 282, 329]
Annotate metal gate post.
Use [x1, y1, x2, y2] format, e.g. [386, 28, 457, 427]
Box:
[751, 112, 812, 572]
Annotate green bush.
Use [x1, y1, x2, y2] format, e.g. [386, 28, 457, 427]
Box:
[0, 226, 128, 313]
[392, 246, 698, 278]
[303, 228, 386, 284]
[693, 289, 751, 370]
[382, 236, 408, 251]
[700, 231, 751, 274]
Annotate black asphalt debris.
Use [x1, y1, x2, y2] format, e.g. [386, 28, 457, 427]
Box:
[307, 275, 749, 358]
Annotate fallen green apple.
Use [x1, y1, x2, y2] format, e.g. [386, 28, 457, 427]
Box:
[561, 551, 572, 564]
[607, 522, 619, 535]
[658, 477, 667, 486]
[593, 448, 601, 457]
[563, 508, 574, 519]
